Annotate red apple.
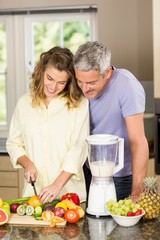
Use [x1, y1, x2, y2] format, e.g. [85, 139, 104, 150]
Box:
[10, 203, 20, 213]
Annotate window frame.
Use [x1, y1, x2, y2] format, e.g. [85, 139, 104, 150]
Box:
[0, 11, 97, 138]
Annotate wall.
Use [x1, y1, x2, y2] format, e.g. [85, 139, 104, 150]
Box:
[0, 0, 153, 80]
[153, 0, 160, 98]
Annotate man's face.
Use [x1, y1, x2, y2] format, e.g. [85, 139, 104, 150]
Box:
[75, 69, 110, 99]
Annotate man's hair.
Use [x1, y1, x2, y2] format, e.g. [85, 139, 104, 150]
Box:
[73, 41, 111, 75]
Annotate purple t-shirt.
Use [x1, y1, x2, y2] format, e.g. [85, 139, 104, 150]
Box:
[89, 68, 145, 177]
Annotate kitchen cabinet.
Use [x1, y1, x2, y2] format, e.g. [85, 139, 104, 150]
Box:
[0, 155, 24, 200]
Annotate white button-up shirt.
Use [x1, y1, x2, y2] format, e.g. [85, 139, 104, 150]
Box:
[6, 94, 89, 202]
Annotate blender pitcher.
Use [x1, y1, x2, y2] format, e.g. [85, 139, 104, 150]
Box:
[86, 134, 124, 217]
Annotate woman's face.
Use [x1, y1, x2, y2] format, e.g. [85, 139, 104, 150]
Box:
[43, 66, 69, 100]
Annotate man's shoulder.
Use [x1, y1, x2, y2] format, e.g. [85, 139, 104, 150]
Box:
[116, 68, 135, 77]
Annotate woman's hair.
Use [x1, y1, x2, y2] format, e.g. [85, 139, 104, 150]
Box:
[29, 46, 83, 108]
[73, 41, 111, 75]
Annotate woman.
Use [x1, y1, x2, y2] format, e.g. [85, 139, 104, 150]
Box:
[6, 46, 89, 204]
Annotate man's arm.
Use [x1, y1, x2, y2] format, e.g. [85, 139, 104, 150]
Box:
[125, 113, 149, 202]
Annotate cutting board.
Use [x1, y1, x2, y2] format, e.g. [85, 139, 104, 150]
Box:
[7, 214, 66, 227]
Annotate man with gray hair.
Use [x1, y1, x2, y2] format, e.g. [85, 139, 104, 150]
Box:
[73, 41, 149, 203]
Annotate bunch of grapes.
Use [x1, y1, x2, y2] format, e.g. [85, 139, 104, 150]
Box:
[106, 199, 142, 216]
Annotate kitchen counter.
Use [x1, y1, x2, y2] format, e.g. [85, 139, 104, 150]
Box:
[1, 213, 160, 240]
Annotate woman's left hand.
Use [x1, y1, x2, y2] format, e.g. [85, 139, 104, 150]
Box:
[38, 183, 61, 204]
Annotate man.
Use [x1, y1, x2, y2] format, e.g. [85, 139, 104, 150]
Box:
[73, 41, 149, 202]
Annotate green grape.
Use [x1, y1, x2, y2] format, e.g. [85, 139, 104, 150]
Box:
[118, 200, 124, 205]
[121, 205, 126, 210]
[125, 206, 130, 213]
[121, 210, 125, 216]
[131, 203, 136, 209]
[124, 198, 132, 206]
[106, 198, 142, 216]
[135, 203, 140, 209]
[114, 202, 119, 208]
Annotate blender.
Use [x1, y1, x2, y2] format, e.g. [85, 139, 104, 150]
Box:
[86, 134, 124, 217]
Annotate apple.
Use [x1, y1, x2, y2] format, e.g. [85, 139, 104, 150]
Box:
[54, 207, 65, 218]
[10, 203, 20, 213]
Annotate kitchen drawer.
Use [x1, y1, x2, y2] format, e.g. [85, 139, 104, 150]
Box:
[0, 172, 18, 187]
[0, 156, 16, 171]
[0, 187, 19, 200]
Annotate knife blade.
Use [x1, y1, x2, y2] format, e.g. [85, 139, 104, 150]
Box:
[30, 178, 38, 196]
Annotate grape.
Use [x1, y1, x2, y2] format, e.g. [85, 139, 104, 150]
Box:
[124, 199, 132, 207]
[106, 198, 142, 216]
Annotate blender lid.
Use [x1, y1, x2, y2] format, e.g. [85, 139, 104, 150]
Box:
[86, 134, 119, 145]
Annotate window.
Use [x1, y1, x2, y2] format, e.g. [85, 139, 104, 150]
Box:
[0, 7, 97, 138]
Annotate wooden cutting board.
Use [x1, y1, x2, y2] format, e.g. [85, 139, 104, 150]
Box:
[7, 214, 66, 227]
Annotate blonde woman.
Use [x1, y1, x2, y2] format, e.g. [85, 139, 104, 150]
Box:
[6, 46, 89, 204]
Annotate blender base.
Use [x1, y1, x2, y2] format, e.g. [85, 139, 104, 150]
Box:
[86, 177, 117, 217]
[86, 208, 110, 218]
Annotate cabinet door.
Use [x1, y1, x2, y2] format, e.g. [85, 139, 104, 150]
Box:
[0, 155, 24, 199]
[0, 172, 18, 186]
[0, 187, 19, 200]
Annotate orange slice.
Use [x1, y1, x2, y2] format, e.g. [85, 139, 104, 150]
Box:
[41, 211, 54, 222]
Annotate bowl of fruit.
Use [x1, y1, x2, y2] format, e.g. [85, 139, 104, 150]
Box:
[106, 199, 145, 227]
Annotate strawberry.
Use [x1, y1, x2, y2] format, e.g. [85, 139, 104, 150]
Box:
[127, 211, 135, 216]
[135, 209, 142, 216]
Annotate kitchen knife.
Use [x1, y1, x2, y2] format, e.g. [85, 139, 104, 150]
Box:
[30, 178, 38, 196]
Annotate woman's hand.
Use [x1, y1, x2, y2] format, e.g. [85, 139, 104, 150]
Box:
[38, 182, 61, 204]
[17, 155, 38, 182]
[24, 161, 38, 183]
[38, 171, 73, 204]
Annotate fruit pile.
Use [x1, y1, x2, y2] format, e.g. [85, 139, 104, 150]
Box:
[138, 177, 160, 219]
[106, 198, 143, 217]
[0, 198, 10, 226]
[2, 192, 84, 227]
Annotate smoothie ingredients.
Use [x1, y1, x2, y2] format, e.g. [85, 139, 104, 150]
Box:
[0, 209, 8, 226]
[28, 195, 41, 208]
[10, 203, 20, 213]
[61, 193, 80, 206]
[1, 193, 83, 227]
[64, 209, 80, 223]
[106, 198, 144, 216]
